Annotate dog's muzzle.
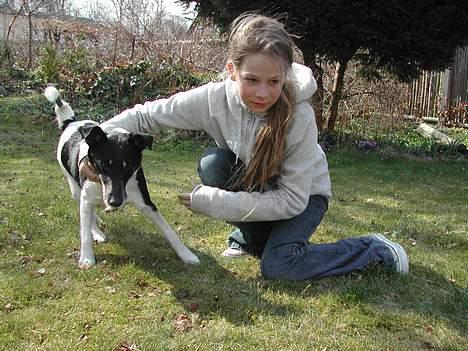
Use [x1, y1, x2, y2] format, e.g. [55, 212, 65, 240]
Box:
[100, 176, 126, 212]
[104, 206, 119, 212]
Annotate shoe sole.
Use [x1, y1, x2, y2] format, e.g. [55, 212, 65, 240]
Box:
[371, 234, 409, 274]
[221, 248, 247, 258]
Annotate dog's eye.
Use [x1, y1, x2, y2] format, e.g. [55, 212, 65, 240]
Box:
[123, 161, 136, 169]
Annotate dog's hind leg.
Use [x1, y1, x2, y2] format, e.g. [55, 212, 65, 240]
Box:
[64, 174, 81, 203]
[66, 175, 106, 243]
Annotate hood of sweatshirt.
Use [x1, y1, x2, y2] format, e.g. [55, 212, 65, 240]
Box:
[290, 63, 317, 103]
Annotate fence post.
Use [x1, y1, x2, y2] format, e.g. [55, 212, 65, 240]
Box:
[440, 68, 453, 112]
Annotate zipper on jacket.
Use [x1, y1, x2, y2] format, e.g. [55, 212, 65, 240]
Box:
[238, 110, 263, 166]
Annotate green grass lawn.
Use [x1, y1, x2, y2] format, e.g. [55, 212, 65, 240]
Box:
[0, 95, 467, 350]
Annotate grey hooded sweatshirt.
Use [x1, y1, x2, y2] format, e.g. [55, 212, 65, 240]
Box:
[81, 63, 332, 222]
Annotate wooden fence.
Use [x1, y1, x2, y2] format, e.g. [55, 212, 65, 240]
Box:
[407, 47, 468, 127]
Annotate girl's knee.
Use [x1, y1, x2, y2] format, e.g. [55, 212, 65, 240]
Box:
[260, 260, 282, 280]
[260, 244, 300, 280]
[198, 147, 237, 187]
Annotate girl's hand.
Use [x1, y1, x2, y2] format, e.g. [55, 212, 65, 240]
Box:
[79, 157, 100, 183]
[177, 193, 192, 210]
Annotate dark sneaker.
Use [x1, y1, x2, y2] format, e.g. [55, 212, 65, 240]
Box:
[370, 233, 409, 274]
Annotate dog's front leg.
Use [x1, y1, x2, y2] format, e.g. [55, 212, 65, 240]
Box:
[127, 171, 200, 265]
[137, 204, 200, 265]
[91, 212, 107, 243]
[79, 190, 96, 268]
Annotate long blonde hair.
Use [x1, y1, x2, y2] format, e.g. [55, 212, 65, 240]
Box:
[228, 14, 296, 192]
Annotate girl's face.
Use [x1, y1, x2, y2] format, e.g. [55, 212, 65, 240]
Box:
[227, 53, 285, 113]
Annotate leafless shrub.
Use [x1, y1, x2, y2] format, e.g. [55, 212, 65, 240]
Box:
[323, 61, 409, 135]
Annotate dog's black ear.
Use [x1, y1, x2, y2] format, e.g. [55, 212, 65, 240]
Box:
[80, 126, 107, 147]
[130, 133, 153, 151]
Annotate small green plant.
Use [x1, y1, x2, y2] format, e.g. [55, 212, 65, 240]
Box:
[0, 39, 12, 76]
[443, 126, 468, 146]
[60, 46, 96, 97]
[88, 60, 154, 106]
[36, 44, 61, 84]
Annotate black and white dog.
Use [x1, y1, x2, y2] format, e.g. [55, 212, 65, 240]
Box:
[45, 86, 199, 268]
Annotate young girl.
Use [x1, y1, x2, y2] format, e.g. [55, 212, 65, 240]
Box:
[80, 14, 408, 280]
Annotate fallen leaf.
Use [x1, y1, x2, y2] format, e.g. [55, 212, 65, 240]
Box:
[68, 249, 80, 260]
[77, 333, 88, 342]
[128, 291, 142, 299]
[422, 341, 435, 349]
[105, 286, 116, 294]
[19, 256, 32, 265]
[173, 313, 192, 332]
[113, 341, 138, 351]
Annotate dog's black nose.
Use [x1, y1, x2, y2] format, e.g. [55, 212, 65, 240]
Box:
[108, 198, 123, 208]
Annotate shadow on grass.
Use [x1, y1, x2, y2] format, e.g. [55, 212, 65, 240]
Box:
[268, 261, 467, 336]
[99, 221, 467, 334]
[100, 222, 295, 326]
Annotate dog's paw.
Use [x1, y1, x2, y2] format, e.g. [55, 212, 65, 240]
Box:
[92, 229, 107, 243]
[79, 255, 96, 269]
[181, 252, 200, 265]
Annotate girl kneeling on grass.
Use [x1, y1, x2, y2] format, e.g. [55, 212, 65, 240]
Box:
[79, 13, 408, 280]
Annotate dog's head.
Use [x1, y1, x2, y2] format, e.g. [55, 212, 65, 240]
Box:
[80, 126, 153, 211]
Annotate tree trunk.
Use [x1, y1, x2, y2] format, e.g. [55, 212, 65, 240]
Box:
[302, 51, 324, 130]
[28, 10, 33, 69]
[130, 36, 136, 61]
[310, 61, 324, 129]
[113, 25, 119, 64]
[325, 60, 348, 131]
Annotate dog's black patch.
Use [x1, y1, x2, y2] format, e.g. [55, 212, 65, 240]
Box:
[61, 122, 97, 185]
[60, 118, 77, 132]
[136, 168, 158, 211]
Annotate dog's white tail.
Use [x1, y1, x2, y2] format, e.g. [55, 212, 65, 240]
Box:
[44, 86, 75, 130]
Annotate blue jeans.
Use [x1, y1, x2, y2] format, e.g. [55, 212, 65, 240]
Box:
[198, 147, 395, 281]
